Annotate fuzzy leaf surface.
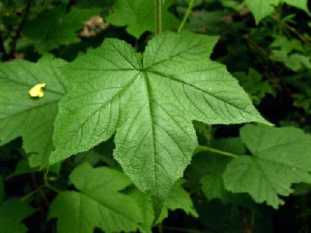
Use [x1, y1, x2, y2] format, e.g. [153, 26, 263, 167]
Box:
[131, 182, 197, 233]
[0, 56, 67, 167]
[224, 125, 311, 208]
[51, 32, 268, 200]
[50, 163, 143, 233]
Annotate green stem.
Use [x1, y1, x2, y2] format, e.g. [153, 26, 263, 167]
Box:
[45, 182, 61, 193]
[20, 185, 45, 201]
[155, 0, 162, 34]
[178, 0, 195, 32]
[43, 169, 61, 193]
[195, 145, 238, 158]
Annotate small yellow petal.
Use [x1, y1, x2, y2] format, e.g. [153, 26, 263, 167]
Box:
[28, 83, 47, 98]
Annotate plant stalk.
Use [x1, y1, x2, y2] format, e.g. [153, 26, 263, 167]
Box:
[178, 0, 195, 32]
[195, 145, 238, 158]
[155, 0, 162, 34]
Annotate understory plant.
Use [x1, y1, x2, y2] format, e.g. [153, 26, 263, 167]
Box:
[0, 0, 311, 232]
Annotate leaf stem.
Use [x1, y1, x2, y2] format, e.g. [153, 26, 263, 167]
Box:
[31, 174, 50, 207]
[195, 145, 238, 158]
[45, 182, 61, 193]
[20, 185, 45, 201]
[43, 169, 61, 193]
[155, 0, 162, 34]
[178, 0, 195, 32]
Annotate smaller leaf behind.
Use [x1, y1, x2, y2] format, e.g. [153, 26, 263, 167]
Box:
[130, 182, 198, 233]
[224, 124, 311, 208]
[245, 0, 309, 24]
[50, 163, 143, 233]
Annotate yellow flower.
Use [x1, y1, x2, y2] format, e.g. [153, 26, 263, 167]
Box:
[28, 83, 47, 98]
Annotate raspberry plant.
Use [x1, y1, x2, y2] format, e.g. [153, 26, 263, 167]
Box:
[0, 0, 311, 232]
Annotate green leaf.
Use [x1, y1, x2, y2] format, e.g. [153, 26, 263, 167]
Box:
[245, 0, 309, 23]
[192, 138, 244, 201]
[23, 6, 101, 51]
[130, 191, 155, 233]
[158, 182, 198, 222]
[283, 0, 309, 12]
[224, 125, 311, 208]
[0, 56, 67, 167]
[201, 157, 230, 202]
[0, 200, 34, 233]
[107, 0, 178, 37]
[245, 0, 278, 23]
[130, 182, 197, 233]
[51, 32, 268, 200]
[50, 163, 143, 233]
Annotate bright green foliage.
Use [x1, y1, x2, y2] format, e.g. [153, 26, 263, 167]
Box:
[1, 0, 311, 232]
[0, 56, 67, 167]
[0, 200, 34, 233]
[129, 191, 154, 233]
[270, 36, 311, 71]
[245, 0, 309, 23]
[50, 31, 267, 201]
[23, 6, 101, 51]
[224, 125, 311, 208]
[50, 163, 143, 233]
[131, 182, 197, 233]
[107, 0, 178, 37]
[159, 182, 198, 221]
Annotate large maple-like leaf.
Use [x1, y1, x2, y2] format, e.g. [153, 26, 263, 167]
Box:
[245, 0, 308, 23]
[51, 32, 268, 200]
[50, 163, 143, 233]
[224, 125, 311, 208]
[0, 56, 67, 167]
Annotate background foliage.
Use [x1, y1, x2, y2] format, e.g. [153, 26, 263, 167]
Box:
[1, 0, 311, 232]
